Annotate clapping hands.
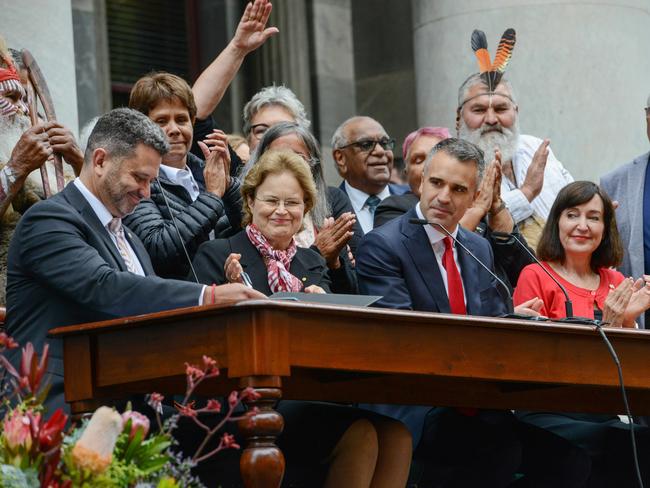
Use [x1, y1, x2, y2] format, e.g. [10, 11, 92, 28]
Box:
[198, 130, 231, 198]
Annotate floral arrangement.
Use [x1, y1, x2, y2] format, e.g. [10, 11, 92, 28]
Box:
[0, 332, 259, 487]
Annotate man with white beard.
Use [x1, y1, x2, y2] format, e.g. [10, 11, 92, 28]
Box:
[457, 73, 573, 249]
[0, 38, 83, 303]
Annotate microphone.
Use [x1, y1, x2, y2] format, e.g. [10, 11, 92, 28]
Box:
[409, 218, 516, 316]
[155, 178, 200, 284]
[492, 230, 574, 318]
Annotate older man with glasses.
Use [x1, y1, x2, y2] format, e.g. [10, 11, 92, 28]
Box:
[332, 116, 408, 236]
[601, 94, 650, 329]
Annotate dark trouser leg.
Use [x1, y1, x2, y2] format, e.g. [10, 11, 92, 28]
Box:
[586, 420, 650, 488]
[512, 418, 591, 488]
[414, 408, 522, 488]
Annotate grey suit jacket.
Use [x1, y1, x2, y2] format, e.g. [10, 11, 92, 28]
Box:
[5, 183, 205, 411]
[600, 151, 649, 327]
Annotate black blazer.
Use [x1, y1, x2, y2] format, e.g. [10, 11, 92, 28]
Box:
[374, 192, 418, 228]
[338, 180, 408, 246]
[124, 152, 243, 279]
[5, 183, 204, 412]
[192, 230, 332, 295]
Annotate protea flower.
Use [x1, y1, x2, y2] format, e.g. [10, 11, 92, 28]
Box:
[2, 410, 33, 452]
[121, 410, 150, 441]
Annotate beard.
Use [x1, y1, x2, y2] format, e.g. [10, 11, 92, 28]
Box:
[458, 118, 520, 165]
[101, 163, 140, 218]
[0, 114, 31, 164]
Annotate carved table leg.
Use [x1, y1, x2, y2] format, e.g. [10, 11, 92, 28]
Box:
[238, 384, 285, 488]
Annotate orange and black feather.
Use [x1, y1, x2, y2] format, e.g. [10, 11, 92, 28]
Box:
[471, 30, 492, 73]
[493, 28, 516, 73]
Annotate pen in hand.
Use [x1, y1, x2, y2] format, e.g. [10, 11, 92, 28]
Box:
[241, 271, 254, 289]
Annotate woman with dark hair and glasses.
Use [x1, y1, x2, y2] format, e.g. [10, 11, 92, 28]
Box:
[241, 121, 360, 293]
[514, 180, 650, 487]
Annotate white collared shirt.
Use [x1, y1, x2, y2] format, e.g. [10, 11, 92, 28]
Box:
[73, 178, 146, 276]
[159, 164, 200, 202]
[415, 203, 467, 304]
[501, 134, 574, 224]
[345, 181, 391, 234]
[73, 178, 206, 304]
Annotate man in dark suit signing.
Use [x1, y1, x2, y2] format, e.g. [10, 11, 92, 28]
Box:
[5, 108, 263, 413]
[356, 138, 589, 487]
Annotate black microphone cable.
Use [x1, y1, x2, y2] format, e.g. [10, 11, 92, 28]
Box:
[595, 320, 644, 488]
[154, 178, 200, 284]
[409, 218, 516, 314]
[495, 231, 643, 486]
[493, 230, 575, 318]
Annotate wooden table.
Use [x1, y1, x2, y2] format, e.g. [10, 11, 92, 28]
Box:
[51, 300, 650, 486]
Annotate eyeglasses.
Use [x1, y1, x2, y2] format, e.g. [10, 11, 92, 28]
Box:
[293, 152, 321, 167]
[250, 123, 271, 140]
[338, 138, 396, 153]
[255, 196, 305, 210]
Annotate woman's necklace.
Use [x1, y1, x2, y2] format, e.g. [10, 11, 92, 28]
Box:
[552, 263, 600, 290]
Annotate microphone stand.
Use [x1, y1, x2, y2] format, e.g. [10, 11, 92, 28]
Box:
[409, 218, 523, 316]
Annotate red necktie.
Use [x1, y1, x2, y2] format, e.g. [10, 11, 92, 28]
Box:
[442, 236, 466, 315]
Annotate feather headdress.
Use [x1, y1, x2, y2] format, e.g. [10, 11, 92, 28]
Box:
[471, 28, 516, 91]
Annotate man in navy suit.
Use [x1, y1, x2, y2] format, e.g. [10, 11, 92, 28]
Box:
[5, 108, 263, 413]
[356, 138, 589, 487]
[331, 116, 408, 238]
[357, 137, 513, 314]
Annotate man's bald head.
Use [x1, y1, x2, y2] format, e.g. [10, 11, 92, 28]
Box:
[331, 116, 395, 195]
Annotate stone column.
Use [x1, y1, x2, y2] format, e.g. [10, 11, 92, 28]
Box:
[412, 0, 650, 180]
[72, 0, 111, 130]
[311, 0, 356, 185]
[3, 0, 79, 133]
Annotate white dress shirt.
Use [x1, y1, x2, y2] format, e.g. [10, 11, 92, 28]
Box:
[501, 134, 574, 224]
[73, 178, 145, 276]
[73, 178, 206, 304]
[415, 203, 467, 304]
[345, 181, 391, 234]
[159, 164, 200, 202]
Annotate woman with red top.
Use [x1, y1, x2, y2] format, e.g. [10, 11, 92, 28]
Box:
[514, 180, 650, 326]
[514, 180, 650, 487]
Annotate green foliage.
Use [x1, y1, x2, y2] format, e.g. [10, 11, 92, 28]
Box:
[0, 464, 39, 487]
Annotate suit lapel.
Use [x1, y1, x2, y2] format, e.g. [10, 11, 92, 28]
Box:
[401, 209, 450, 312]
[63, 184, 129, 272]
[456, 228, 481, 315]
[628, 153, 649, 278]
[232, 232, 273, 295]
[289, 251, 322, 289]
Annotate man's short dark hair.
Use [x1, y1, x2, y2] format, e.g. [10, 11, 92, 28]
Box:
[423, 137, 485, 184]
[537, 181, 623, 271]
[84, 108, 169, 165]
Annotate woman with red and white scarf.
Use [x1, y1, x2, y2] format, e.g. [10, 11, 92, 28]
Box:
[192, 149, 412, 488]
